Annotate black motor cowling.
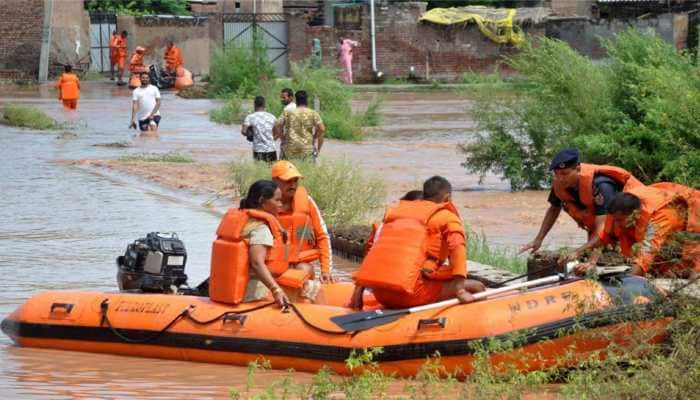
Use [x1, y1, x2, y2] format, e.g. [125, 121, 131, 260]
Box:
[117, 232, 188, 293]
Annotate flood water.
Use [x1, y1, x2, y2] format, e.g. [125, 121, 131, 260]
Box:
[0, 82, 581, 398]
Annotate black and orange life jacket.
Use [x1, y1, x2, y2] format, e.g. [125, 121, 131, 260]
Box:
[277, 187, 321, 264]
[209, 208, 288, 304]
[353, 200, 461, 296]
[553, 163, 643, 232]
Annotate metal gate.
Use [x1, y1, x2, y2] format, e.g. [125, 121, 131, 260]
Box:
[223, 13, 288, 76]
[89, 13, 117, 72]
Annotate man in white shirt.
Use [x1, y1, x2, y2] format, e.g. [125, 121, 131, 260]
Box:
[280, 87, 296, 113]
[242, 96, 277, 162]
[130, 73, 161, 132]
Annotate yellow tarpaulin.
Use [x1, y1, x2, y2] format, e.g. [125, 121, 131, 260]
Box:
[419, 6, 525, 47]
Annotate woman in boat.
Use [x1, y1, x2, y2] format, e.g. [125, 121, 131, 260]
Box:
[238, 180, 291, 307]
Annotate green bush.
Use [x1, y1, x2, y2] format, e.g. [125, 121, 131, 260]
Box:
[209, 95, 246, 125]
[209, 30, 276, 98]
[227, 158, 386, 226]
[1, 103, 63, 130]
[84, 0, 190, 15]
[463, 30, 700, 190]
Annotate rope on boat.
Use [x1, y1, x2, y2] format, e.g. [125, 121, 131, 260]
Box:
[99, 299, 349, 344]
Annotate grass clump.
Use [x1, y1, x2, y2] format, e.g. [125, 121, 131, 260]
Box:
[227, 158, 386, 226]
[209, 29, 275, 98]
[209, 95, 246, 125]
[1, 103, 63, 130]
[467, 227, 527, 274]
[119, 152, 193, 163]
[463, 30, 700, 190]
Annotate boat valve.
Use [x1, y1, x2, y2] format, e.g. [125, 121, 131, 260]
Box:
[417, 317, 447, 330]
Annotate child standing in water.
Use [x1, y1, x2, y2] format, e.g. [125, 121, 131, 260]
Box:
[55, 65, 80, 111]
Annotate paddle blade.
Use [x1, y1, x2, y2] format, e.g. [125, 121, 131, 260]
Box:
[331, 308, 407, 332]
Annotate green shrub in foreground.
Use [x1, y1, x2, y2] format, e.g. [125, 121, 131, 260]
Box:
[463, 30, 700, 190]
[1, 103, 63, 130]
[209, 96, 246, 125]
[227, 158, 386, 226]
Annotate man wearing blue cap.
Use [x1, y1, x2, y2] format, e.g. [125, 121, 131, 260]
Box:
[520, 149, 644, 260]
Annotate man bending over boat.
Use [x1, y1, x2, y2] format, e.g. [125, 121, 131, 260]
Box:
[574, 183, 699, 279]
[351, 176, 485, 309]
[209, 180, 321, 308]
[271, 161, 334, 283]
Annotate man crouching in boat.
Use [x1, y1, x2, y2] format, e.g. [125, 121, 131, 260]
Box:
[209, 180, 321, 308]
[574, 183, 699, 279]
[350, 176, 485, 309]
[271, 161, 334, 284]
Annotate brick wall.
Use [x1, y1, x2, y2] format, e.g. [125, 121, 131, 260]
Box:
[0, 0, 45, 79]
[288, 2, 545, 82]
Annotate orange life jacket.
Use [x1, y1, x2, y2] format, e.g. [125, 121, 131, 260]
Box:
[209, 208, 289, 304]
[611, 185, 698, 257]
[115, 36, 128, 58]
[277, 187, 321, 264]
[353, 200, 461, 295]
[55, 73, 80, 100]
[553, 163, 643, 232]
[109, 35, 119, 59]
[129, 53, 147, 74]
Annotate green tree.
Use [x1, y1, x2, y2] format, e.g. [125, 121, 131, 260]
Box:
[85, 0, 190, 16]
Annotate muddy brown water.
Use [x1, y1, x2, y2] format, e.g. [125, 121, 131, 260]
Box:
[0, 83, 580, 398]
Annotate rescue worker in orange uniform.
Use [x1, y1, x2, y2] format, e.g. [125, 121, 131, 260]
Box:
[163, 41, 183, 75]
[55, 65, 80, 110]
[520, 148, 644, 263]
[129, 46, 148, 75]
[575, 184, 699, 278]
[209, 180, 323, 308]
[114, 30, 129, 86]
[351, 176, 485, 309]
[109, 30, 119, 80]
[364, 190, 424, 256]
[271, 161, 334, 283]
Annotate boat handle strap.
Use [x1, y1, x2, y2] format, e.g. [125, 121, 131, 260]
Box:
[417, 317, 447, 330]
[50, 302, 74, 314]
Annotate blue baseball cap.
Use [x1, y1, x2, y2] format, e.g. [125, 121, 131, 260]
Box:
[549, 148, 580, 171]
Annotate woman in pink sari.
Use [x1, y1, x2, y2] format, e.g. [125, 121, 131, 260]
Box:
[337, 37, 359, 84]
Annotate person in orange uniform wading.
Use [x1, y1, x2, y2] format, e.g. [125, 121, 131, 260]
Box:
[55, 65, 80, 111]
[109, 30, 119, 81]
[114, 30, 129, 86]
[271, 161, 334, 285]
[163, 41, 183, 75]
[520, 148, 644, 263]
[574, 183, 699, 278]
[351, 176, 485, 310]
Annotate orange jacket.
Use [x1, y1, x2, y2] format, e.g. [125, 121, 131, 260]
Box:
[55, 73, 80, 100]
[209, 208, 289, 304]
[277, 187, 332, 274]
[553, 163, 643, 233]
[599, 184, 699, 273]
[164, 46, 183, 71]
[109, 34, 119, 59]
[354, 200, 466, 295]
[115, 36, 128, 58]
[129, 53, 147, 74]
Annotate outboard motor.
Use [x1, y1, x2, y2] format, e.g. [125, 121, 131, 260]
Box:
[117, 232, 188, 293]
[148, 65, 174, 90]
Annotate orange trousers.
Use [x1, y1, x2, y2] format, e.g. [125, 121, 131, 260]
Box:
[62, 99, 78, 110]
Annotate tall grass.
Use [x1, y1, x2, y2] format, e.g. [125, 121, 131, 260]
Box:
[227, 158, 386, 226]
[467, 227, 527, 274]
[118, 152, 193, 163]
[1, 103, 63, 130]
[209, 95, 246, 125]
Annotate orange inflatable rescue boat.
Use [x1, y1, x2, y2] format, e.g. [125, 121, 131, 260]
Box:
[1, 233, 672, 377]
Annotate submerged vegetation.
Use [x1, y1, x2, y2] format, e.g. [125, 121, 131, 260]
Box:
[231, 282, 699, 399]
[1, 103, 63, 130]
[227, 159, 386, 226]
[118, 152, 194, 163]
[463, 30, 700, 190]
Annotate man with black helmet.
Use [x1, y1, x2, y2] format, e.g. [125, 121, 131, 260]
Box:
[519, 149, 644, 261]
